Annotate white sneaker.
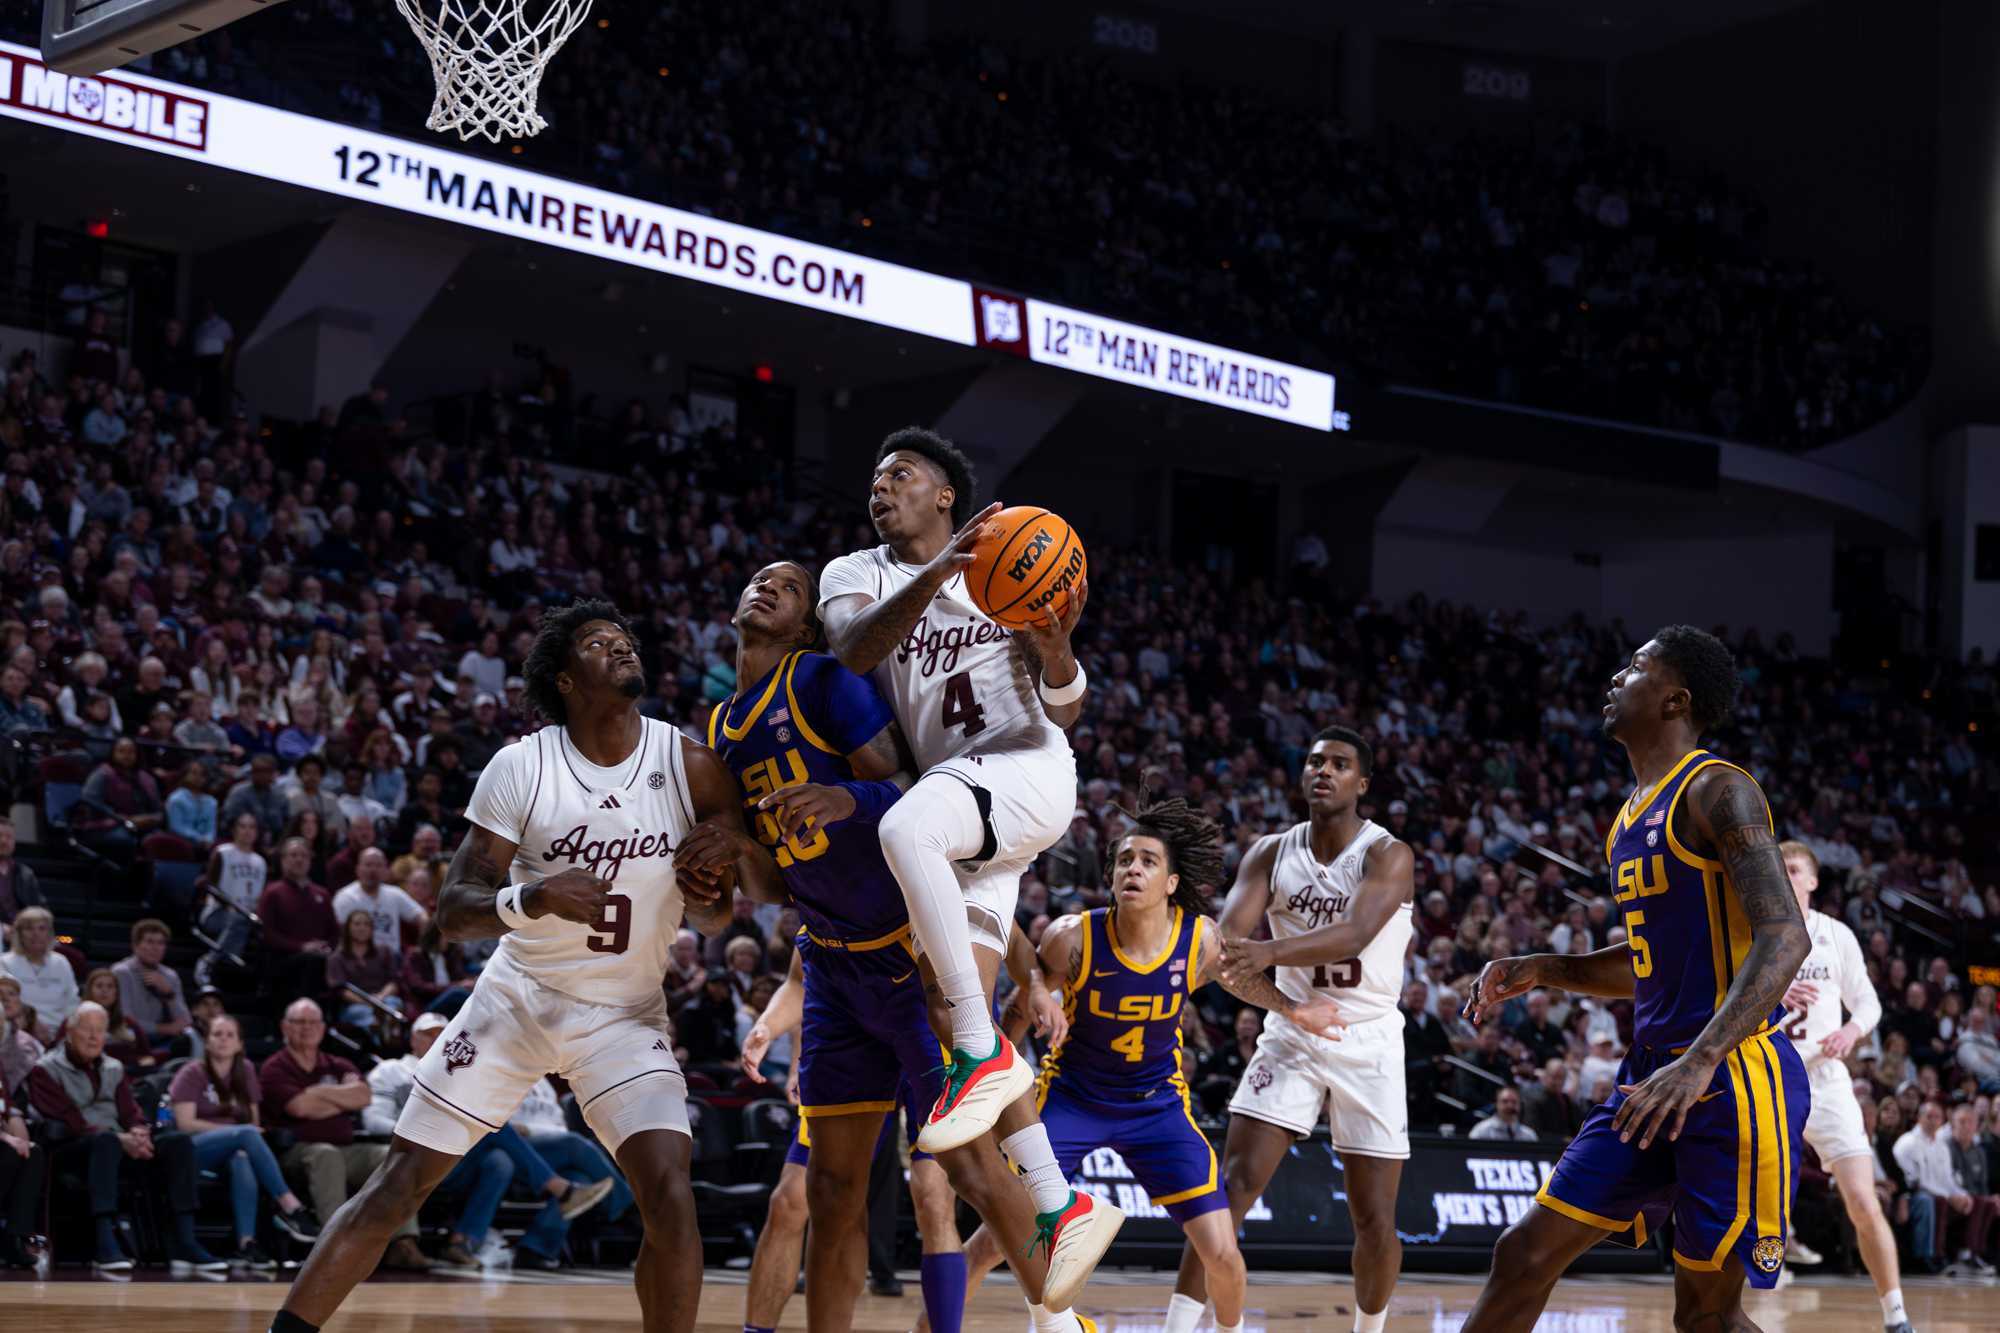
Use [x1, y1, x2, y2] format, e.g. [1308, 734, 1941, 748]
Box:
[1035, 1190, 1125, 1313]
[915, 1037, 1035, 1154]
[1784, 1237, 1823, 1265]
[559, 1175, 617, 1220]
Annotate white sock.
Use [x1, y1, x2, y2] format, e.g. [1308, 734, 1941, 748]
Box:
[1027, 1299, 1083, 1332]
[879, 780, 994, 1054]
[1355, 1307, 1386, 1333]
[1164, 1293, 1206, 1333]
[1000, 1124, 1072, 1214]
[1880, 1288, 1906, 1327]
[1216, 1321, 1244, 1333]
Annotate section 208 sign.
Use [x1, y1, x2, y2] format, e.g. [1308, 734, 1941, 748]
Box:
[0, 41, 1340, 432]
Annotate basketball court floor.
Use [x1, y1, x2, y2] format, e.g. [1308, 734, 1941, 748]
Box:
[0, 1267, 1988, 1333]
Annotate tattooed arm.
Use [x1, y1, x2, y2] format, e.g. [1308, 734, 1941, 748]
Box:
[1011, 574, 1090, 728]
[1610, 765, 1808, 1149]
[1463, 944, 1635, 1025]
[1002, 915, 1078, 1049]
[821, 502, 1002, 675]
[436, 822, 609, 942]
[1194, 915, 1348, 1040]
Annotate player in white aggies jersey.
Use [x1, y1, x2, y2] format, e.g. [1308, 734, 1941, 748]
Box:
[273, 602, 755, 1333]
[1180, 726, 1416, 1333]
[820, 429, 1120, 1315]
[1776, 841, 1913, 1333]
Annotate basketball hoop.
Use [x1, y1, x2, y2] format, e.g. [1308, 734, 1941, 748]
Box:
[394, 0, 590, 141]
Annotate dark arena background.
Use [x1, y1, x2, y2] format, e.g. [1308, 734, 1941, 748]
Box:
[0, 0, 1994, 1330]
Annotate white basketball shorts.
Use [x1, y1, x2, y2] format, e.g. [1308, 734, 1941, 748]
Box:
[1802, 1057, 1871, 1165]
[397, 960, 689, 1158]
[922, 736, 1075, 956]
[1228, 1010, 1411, 1159]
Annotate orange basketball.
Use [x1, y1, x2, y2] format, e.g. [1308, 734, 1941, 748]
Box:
[964, 506, 1088, 631]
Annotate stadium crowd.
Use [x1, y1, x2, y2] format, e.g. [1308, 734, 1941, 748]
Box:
[0, 0, 1925, 449]
[0, 319, 1994, 1272]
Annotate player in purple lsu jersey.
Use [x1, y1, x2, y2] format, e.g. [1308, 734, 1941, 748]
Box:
[919, 794, 1345, 1333]
[678, 560, 1087, 1333]
[1460, 626, 1811, 1333]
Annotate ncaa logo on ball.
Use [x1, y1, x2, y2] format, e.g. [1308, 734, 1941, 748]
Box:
[1751, 1237, 1784, 1272]
[443, 1034, 478, 1075]
[1006, 528, 1055, 583]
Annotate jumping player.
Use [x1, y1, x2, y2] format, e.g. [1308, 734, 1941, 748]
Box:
[819, 429, 1119, 1308]
[1176, 725, 1416, 1333]
[680, 559, 1091, 1332]
[1777, 840, 1911, 1333]
[1459, 626, 1811, 1333]
[925, 794, 1347, 1333]
[268, 600, 751, 1333]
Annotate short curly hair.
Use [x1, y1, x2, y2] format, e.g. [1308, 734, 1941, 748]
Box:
[1650, 624, 1741, 733]
[877, 427, 977, 528]
[522, 598, 640, 725]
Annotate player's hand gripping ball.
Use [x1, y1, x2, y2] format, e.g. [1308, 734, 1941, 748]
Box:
[963, 506, 1088, 631]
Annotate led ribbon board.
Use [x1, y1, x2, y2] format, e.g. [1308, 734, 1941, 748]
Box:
[0, 40, 1337, 430]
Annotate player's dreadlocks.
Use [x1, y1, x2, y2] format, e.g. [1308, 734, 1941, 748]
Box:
[1103, 786, 1226, 919]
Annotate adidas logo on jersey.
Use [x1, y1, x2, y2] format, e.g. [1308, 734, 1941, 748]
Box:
[600, 794, 622, 810]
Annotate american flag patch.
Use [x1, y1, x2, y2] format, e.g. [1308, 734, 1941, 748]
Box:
[1644, 809, 1666, 826]
[1170, 957, 1187, 972]
[768, 707, 790, 725]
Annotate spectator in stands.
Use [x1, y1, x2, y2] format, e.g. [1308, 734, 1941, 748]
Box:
[0, 1070, 42, 1267]
[287, 754, 342, 831]
[26, 1001, 226, 1272]
[677, 972, 742, 1086]
[1470, 1086, 1537, 1142]
[165, 762, 218, 853]
[663, 928, 706, 1014]
[1402, 978, 1453, 1129]
[402, 917, 470, 1016]
[0, 976, 42, 1094]
[364, 1012, 613, 1269]
[1, 907, 76, 1042]
[0, 819, 45, 934]
[450, 693, 506, 772]
[1965, 1005, 2000, 1095]
[505, 1073, 631, 1270]
[0, 665, 49, 739]
[196, 811, 267, 986]
[262, 996, 430, 1271]
[1453, 1023, 1516, 1120]
[256, 837, 338, 1000]
[111, 918, 189, 1050]
[167, 1011, 321, 1267]
[222, 753, 288, 850]
[1510, 988, 1567, 1070]
[74, 968, 152, 1068]
[332, 846, 425, 950]
[1523, 1057, 1583, 1142]
[75, 735, 163, 869]
[1949, 1102, 1998, 1256]
[326, 910, 401, 1034]
[1895, 1100, 1968, 1274]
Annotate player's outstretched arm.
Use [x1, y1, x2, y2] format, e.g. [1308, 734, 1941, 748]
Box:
[674, 738, 752, 935]
[821, 502, 1003, 675]
[1217, 839, 1414, 981]
[436, 822, 610, 941]
[1199, 881, 1348, 1040]
[1463, 944, 1634, 1025]
[1000, 916, 1072, 1050]
[755, 720, 917, 843]
[741, 947, 805, 1085]
[1611, 767, 1808, 1149]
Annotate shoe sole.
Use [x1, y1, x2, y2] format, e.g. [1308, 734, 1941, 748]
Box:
[1041, 1197, 1126, 1313]
[559, 1177, 616, 1221]
[915, 1055, 1035, 1154]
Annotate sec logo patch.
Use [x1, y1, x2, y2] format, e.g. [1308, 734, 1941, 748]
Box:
[648, 771, 666, 789]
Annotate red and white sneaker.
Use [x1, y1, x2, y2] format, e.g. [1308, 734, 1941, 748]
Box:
[914, 1036, 1034, 1153]
[1034, 1189, 1125, 1313]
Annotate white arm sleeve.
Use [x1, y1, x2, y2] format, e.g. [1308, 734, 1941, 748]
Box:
[463, 740, 533, 846]
[816, 550, 878, 614]
[1834, 922, 1881, 1036]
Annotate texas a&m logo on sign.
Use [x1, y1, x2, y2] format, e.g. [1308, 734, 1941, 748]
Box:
[972, 287, 1029, 357]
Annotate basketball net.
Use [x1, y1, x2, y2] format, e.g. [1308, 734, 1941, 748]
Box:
[395, 0, 590, 141]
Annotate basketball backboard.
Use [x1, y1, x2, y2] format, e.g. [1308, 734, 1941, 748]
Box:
[41, 0, 284, 76]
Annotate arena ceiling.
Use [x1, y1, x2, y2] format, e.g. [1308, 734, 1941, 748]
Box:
[1139, 0, 1822, 60]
